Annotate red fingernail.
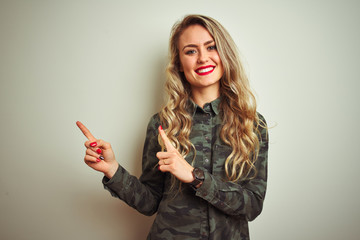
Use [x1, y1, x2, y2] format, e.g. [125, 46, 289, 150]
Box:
[96, 148, 102, 154]
[159, 125, 163, 130]
[90, 142, 97, 147]
[96, 158, 101, 162]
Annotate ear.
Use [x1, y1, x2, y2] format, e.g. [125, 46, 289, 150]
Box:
[179, 64, 184, 72]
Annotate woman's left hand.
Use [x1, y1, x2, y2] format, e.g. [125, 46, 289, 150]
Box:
[156, 126, 194, 183]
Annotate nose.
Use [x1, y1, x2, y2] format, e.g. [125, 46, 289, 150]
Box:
[197, 48, 209, 64]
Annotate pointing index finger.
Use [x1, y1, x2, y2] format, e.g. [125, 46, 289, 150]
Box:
[158, 126, 175, 152]
[76, 121, 96, 141]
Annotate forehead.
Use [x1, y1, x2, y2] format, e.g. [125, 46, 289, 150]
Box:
[178, 24, 214, 48]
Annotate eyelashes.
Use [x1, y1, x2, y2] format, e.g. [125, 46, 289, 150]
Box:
[184, 45, 217, 55]
[185, 49, 197, 55]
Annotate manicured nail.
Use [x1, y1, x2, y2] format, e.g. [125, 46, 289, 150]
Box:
[96, 158, 101, 162]
[99, 156, 104, 160]
[159, 125, 163, 130]
[90, 142, 97, 147]
[96, 148, 102, 154]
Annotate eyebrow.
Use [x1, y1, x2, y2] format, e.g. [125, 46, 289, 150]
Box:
[182, 40, 214, 51]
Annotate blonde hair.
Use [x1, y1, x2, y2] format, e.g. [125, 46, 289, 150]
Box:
[159, 14, 261, 185]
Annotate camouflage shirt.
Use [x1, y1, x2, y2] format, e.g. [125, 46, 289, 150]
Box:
[103, 98, 268, 240]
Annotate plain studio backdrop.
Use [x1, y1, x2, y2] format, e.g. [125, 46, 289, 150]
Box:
[0, 0, 359, 239]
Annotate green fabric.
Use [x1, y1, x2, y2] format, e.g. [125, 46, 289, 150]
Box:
[103, 98, 268, 240]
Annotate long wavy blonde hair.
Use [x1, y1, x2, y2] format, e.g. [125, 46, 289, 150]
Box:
[159, 14, 261, 183]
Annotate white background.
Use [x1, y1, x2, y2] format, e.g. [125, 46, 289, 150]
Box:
[1, 0, 359, 239]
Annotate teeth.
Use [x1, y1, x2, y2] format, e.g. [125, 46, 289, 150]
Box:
[198, 67, 214, 73]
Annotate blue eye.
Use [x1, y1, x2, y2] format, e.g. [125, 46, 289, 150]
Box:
[208, 45, 217, 50]
[185, 50, 196, 55]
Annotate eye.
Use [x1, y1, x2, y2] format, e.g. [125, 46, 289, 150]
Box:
[185, 49, 196, 55]
[208, 45, 217, 51]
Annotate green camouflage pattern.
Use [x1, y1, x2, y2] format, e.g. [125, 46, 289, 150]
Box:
[103, 98, 268, 240]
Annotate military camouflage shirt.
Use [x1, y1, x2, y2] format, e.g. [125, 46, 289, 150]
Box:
[103, 98, 268, 240]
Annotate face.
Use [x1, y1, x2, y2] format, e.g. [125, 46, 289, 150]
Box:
[178, 24, 224, 94]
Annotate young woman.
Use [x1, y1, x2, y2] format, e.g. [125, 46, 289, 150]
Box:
[77, 14, 268, 240]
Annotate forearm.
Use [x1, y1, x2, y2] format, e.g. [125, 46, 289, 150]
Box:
[194, 120, 268, 221]
[103, 164, 164, 216]
[195, 171, 266, 221]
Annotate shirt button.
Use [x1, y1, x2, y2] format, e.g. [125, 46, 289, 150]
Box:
[204, 158, 210, 163]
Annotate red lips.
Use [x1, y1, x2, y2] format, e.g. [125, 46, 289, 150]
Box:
[195, 65, 215, 76]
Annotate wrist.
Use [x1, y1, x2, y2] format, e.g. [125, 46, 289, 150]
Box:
[104, 163, 119, 179]
[189, 167, 205, 189]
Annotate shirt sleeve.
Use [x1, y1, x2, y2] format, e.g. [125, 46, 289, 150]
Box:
[194, 113, 269, 221]
[102, 114, 165, 216]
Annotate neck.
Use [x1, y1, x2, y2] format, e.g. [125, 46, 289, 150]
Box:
[191, 85, 220, 108]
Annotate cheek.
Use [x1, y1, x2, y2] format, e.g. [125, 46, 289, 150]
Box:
[179, 56, 186, 72]
[214, 54, 224, 72]
[213, 52, 222, 64]
[180, 59, 193, 73]
[181, 53, 195, 64]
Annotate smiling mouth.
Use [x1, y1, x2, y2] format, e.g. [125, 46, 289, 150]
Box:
[195, 66, 215, 76]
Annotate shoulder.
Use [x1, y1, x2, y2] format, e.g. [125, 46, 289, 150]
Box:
[256, 112, 268, 142]
[256, 112, 266, 125]
[148, 113, 160, 127]
[145, 113, 161, 135]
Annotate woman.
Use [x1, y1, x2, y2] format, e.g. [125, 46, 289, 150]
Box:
[77, 14, 268, 240]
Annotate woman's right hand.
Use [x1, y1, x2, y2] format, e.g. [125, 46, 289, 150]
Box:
[76, 121, 119, 179]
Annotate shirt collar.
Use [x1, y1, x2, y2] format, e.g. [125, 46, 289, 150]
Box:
[188, 97, 221, 117]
